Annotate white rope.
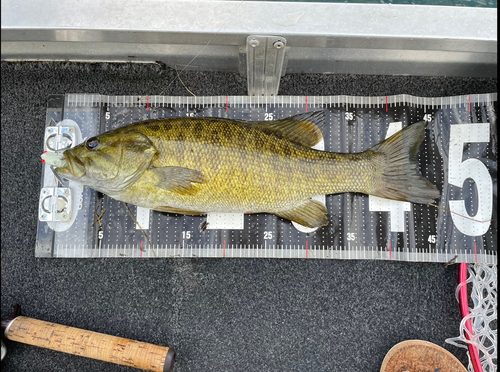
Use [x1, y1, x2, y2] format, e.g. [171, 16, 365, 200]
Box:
[446, 263, 497, 372]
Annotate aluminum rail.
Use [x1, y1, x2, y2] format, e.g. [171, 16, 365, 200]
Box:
[1, 0, 497, 78]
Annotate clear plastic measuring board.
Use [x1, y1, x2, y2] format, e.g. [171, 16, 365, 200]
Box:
[36, 94, 497, 263]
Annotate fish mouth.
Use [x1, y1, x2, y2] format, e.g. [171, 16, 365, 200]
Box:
[58, 151, 86, 178]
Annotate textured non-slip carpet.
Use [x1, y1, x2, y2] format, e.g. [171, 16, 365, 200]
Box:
[1, 61, 497, 371]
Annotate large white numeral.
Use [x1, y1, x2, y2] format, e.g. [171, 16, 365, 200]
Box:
[369, 122, 411, 232]
[448, 124, 492, 236]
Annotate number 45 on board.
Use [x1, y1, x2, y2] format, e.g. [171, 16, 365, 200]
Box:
[370, 121, 492, 237]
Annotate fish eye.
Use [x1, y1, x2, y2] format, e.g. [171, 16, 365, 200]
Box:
[85, 137, 99, 150]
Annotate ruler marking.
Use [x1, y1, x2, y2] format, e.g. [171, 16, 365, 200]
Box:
[41, 93, 498, 262]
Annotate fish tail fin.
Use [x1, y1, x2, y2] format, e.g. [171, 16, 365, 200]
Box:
[368, 121, 440, 204]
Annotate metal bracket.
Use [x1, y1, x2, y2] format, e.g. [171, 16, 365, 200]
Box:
[246, 35, 287, 97]
[39, 187, 72, 222]
[44, 126, 75, 152]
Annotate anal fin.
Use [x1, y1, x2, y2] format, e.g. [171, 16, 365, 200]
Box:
[275, 199, 329, 228]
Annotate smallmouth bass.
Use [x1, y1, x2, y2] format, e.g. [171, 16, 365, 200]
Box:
[44, 112, 440, 228]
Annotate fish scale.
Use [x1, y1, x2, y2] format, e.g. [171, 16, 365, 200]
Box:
[120, 118, 338, 212]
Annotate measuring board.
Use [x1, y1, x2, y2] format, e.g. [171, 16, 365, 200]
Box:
[36, 94, 497, 263]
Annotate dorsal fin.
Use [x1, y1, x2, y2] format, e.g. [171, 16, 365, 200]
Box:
[248, 111, 325, 147]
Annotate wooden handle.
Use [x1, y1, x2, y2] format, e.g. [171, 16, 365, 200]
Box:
[4, 316, 175, 372]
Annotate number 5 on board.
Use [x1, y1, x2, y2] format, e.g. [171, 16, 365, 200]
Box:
[448, 123, 492, 236]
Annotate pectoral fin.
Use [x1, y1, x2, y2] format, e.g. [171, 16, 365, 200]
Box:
[151, 166, 205, 195]
[275, 199, 329, 228]
[250, 111, 325, 147]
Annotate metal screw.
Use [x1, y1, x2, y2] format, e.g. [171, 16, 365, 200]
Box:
[273, 40, 285, 49]
[249, 39, 259, 48]
[41, 213, 47, 219]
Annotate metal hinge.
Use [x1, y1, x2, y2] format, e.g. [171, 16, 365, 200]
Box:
[39, 187, 72, 222]
[44, 126, 75, 152]
[40, 120, 81, 224]
[246, 35, 287, 96]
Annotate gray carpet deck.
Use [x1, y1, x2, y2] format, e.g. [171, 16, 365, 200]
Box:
[1, 61, 497, 371]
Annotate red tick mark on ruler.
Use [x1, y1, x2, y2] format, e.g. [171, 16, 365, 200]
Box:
[474, 244, 477, 263]
[140, 240, 143, 257]
[305, 96, 308, 112]
[306, 241, 309, 258]
[223, 240, 226, 257]
[389, 241, 392, 260]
